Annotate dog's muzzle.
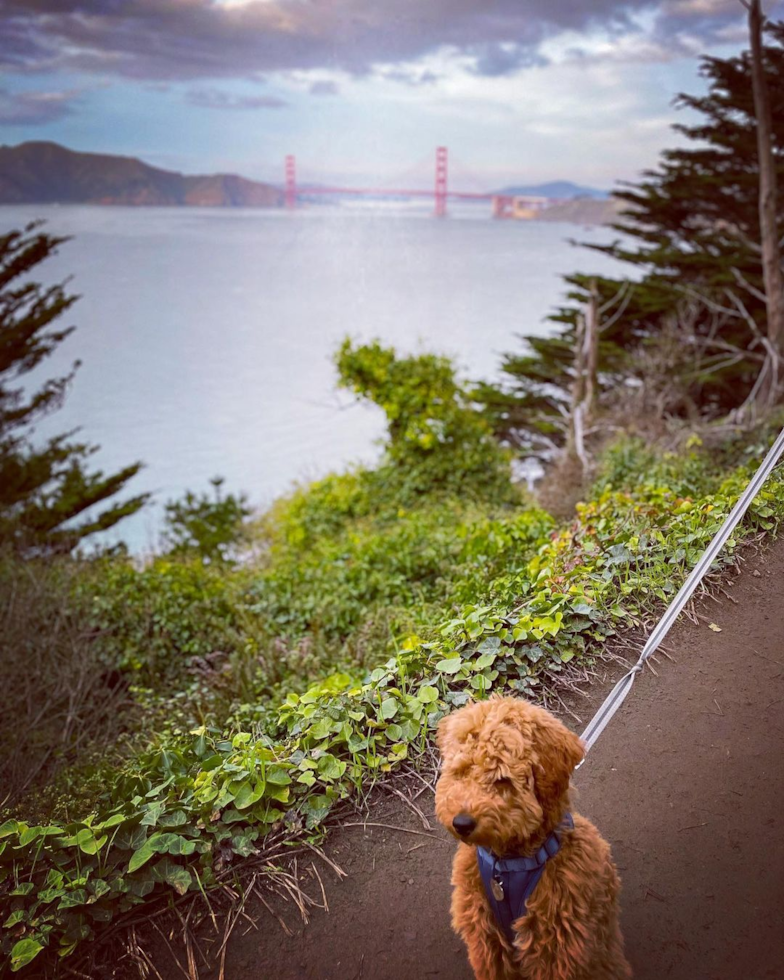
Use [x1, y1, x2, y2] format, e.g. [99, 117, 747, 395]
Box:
[452, 813, 477, 837]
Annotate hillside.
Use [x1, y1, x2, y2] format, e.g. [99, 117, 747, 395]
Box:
[0, 142, 283, 207]
[537, 196, 622, 225]
[495, 180, 608, 199]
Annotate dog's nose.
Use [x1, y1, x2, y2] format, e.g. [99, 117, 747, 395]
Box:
[452, 813, 477, 837]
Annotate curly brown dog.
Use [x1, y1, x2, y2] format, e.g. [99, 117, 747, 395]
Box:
[435, 696, 631, 980]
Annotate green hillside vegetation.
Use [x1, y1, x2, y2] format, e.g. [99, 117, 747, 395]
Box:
[2, 333, 783, 971]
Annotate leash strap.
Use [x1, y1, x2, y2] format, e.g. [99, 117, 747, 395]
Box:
[578, 424, 784, 762]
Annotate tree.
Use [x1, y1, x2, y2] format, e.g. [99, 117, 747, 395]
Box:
[162, 477, 251, 563]
[0, 223, 148, 554]
[478, 22, 784, 457]
[746, 0, 784, 402]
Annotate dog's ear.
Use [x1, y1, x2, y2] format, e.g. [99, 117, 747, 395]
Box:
[530, 712, 584, 811]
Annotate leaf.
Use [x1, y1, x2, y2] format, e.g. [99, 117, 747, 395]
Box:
[435, 657, 463, 674]
[231, 835, 257, 858]
[10, 938, 43, 971]
[9, 882, 34, 897]
[75, 828, 108, 855]
[3, 909, 26, 928]
[477, 636, 502, 654]
[232, 780, 265, 811]
[380, 697, 398, 720]
[266, 766, 292, 786]
[571, 602, 595, 616]
[158, 810, 188, 828]
[128, 832, 165, 873]
[309, 718, 333, 740]
[153, 858, 193, 896]
[417, 685, 438, 703]
[708, 623, 722, 632]
[140, 801, 165, 827]
[317, 756, 346, 781]
[473, 653, 496, 671]
[0, 820, 19, 839]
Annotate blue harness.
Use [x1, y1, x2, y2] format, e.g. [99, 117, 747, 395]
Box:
[476, 813, 573, 944]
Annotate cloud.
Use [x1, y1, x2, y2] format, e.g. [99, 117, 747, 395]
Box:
[0, 87, 80, 125]
[0, 0, 695, 84]
[186, 88, 287, 109]
[309, 80, 339, 96]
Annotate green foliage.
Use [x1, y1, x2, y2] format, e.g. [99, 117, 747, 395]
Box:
[336, 339, 514, 504]
[81, 557, 253, 685]
[478, 23, 784, 456]
[253, 488, 551, 646]
[163, 477, 251, 564]
[3, 434, 784, 974]
[0, 224, 148, 555]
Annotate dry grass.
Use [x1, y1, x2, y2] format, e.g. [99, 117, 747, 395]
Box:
[0, 555, 134, 814]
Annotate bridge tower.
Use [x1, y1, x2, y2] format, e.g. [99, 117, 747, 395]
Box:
[435, 146, 448, 218]
[285, 154, 297, 209]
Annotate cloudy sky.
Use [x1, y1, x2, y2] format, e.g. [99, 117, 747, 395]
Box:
[0, 0, 764, 190]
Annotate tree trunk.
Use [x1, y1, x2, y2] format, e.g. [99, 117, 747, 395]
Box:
[748, 0, 784, 400]
[567, 281, 600, 472]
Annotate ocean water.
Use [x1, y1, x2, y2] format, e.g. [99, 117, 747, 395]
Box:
[2, 203, 626, 552]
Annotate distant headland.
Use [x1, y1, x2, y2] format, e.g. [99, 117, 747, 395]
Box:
[0, 142, 283, 207]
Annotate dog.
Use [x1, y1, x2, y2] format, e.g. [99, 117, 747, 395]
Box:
[435, 696, 631, 980]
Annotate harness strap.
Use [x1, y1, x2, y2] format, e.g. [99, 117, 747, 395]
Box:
[476, 813, 573, 944]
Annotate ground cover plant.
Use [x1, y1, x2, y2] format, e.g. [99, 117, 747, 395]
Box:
[2, 394, 783, 973]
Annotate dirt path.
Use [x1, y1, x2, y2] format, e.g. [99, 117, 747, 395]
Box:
[146, 540, 784, 980]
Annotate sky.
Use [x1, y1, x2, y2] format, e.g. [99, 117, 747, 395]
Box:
[0, 0, 771, 191]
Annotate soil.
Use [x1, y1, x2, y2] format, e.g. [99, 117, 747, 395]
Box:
[140, 540, 784, 980]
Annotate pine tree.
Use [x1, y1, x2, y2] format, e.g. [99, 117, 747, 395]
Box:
[0, 223, 148, 554]
[479, 22, 784, 457]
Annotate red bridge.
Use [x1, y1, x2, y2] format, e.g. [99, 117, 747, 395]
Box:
[283, 147, 554, 218]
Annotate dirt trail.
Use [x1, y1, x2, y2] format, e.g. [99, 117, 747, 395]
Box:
[147, 540, 784, 980]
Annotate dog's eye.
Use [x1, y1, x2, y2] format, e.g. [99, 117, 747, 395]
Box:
[495, 777, 514, 791]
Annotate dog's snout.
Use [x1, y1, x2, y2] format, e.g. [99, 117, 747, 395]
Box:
[452, 813, 477, 837]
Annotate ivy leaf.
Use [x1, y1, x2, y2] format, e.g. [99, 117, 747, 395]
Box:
[0, 819, 19, 839]
[417, 685, 438, 703]
[128, 833, 165, 873]
[435, 657, 463, 674]
[75, 829, 108, 855]
[266, 766, 292, 786]
[10, 938, 43, 971]
[477, 636, 502, 654]
[232, 780, 265, 811]
[153, 857, 193, 896]
[317, 756, 346, 781]
[158, 810, 188, 828]
[380, 698, 398, 720]
[9, 882, 35, 897]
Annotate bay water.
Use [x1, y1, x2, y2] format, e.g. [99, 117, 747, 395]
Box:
[2, 203, 626, 551]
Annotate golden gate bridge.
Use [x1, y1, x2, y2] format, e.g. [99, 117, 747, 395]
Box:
[282, 147, 554, 218]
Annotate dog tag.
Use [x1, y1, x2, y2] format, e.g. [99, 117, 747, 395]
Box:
[491, 877, 504, 901]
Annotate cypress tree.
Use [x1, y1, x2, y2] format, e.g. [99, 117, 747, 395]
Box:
[479, 22, 784, 457]
[0, 223, 148, 554]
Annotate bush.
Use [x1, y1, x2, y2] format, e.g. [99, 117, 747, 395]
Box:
[162, 477, 252, 564]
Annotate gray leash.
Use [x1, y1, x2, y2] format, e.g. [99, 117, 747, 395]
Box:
[578, 424, 784, 764]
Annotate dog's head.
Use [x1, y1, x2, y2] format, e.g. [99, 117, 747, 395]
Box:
[434, 696, 583, 853]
